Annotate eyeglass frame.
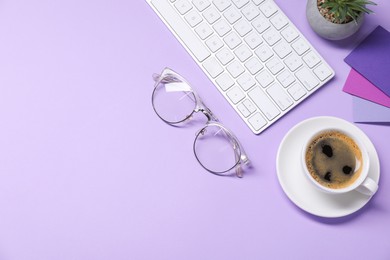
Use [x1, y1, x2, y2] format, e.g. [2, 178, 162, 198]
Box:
[151, 68, 250, 178]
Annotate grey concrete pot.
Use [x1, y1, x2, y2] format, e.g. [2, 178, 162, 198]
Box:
[306, 0, 365, 40]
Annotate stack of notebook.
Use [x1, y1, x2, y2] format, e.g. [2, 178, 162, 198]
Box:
[343, 26, 390, 124]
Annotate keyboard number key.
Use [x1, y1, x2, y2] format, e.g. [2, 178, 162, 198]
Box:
[303, 51, 321, 68]
[244, 32, 263, 49]
[203, 7, 221, 24]
[195, 22, 214, 40]
[314, 63, 333, 81]
[206, 35, 224, 52]
[203, 57, 224, 78]
[185, 10, 203, 27]
[259, 0, 278, 17]
[295, 67, 319, 90]
[234, 45, 253, 62]
[237, 103, 251, 117]
[245, 57, 264, 75]
[288, 83, 307, 101]
[281, 26, 299, 43]
[227, 86, 245, 104]
[292, 38, 310, 55]
[237, 73, 256, 91]
[216, 73, 235, 91]
[223, 7, 242, 24]
[192, 0, 211, 11]
[227, 60, 245, 78]
[248, 112, 267, 131]
[277, 69, 295, 88]
[213, 0, 231, 11]
[266, 83, 293, 111]
[270, 13, 288, 30]
[248, 86, 280, 120]
[224, 32, 242, 49]
[255, 70, 274, 88]
[175, 0, 193, 15]
[255, 44, 273, 62]
[216, 47, 235, 65]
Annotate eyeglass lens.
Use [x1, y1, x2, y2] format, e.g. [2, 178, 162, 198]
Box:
[152, 76, 196, 124]
[194, 125, 240, 174]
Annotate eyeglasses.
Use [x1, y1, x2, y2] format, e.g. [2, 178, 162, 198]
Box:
[151, 68, 250, 178]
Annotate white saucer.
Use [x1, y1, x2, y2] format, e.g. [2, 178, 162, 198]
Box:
[276, 116, 380, 218]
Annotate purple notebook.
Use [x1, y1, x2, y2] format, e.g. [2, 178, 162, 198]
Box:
[353, 97, 390, 123]
[343, 69, 390, 108]
[344, 26, 390, 97]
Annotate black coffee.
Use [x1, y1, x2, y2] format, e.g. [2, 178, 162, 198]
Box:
[305, 131, 363, 189]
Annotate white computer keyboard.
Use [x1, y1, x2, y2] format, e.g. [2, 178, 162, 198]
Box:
[146, 0, 335, 134]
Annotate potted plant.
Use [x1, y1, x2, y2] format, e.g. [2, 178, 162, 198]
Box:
[306, 0, 377, 40]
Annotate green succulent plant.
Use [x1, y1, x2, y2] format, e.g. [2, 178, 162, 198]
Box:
[319, 0, 377, 24]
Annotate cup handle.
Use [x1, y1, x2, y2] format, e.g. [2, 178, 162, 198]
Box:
[355, 177, 378, 196]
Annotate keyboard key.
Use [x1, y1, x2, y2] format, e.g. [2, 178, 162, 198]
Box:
[273, 41, 292, 58]
[281, 26, 299, 43]
[252, 0, 266, 6]
[227, 60, 245, 78]
[248, 112, 267, 130]
[303, 51, 321, 68]
[234, 19, 252, 37]
[203, 57, 224, 78]
[252, 15, 270, 34]
[259, 0, 278, 17]
[237, 73, 256, 91]
[216, 73, 234, 91]
[288, 83, 307, 101]
[255, 69, 274, 88]
[266, 57, 284, 75]
[263, 27, 281, 46]
[213, 19, 231, 36]
[203, 7, 221, 24]
[212, 0, 231, 11]
[223, 7, 242, 24]
[248, 86, 280, 120]
[216, 47, 234, 65]
[267, 83, 293, 110]
[206, 35, 224, 52]
[270, 12, 288, 30]
[314, 63, 333, 81]
[284, 53, 303, 71]
[244, 31, 263, 49]
[151, 0, 211, 62]
[245, 57, 264, 74]
[224, 32, 242, 49]
[227, 86, 245, 104]
[241, 3, 260, 21]
[232, 0, 249, 8]
[185, 10, 203, 27]
[243, 99, 256, 113]
[295, 67, 319, 90]
[292, 38, 310, 55]
[192, 0, 211, 11]
[175, 0, 193, 14]
[255, 44, 273, 62]
[237, 103, 251, 117]
[234, 44, 253, 62]
[195, 22, 214, 39]
[277, 69, 295, 87]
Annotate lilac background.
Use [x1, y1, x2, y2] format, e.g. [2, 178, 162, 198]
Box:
[0, 0, 389, 259]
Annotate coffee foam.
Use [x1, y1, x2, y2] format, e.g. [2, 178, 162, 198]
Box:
[305, 130, 363, 189]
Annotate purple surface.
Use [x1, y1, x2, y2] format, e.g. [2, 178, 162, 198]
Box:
[344, 69, 390, 108]
[353, 97, 390, 123]
[0, 0, 389, 259]
[344, 26, 390, 97]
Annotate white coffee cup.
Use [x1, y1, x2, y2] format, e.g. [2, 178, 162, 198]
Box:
[301, 128, 378, 196]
